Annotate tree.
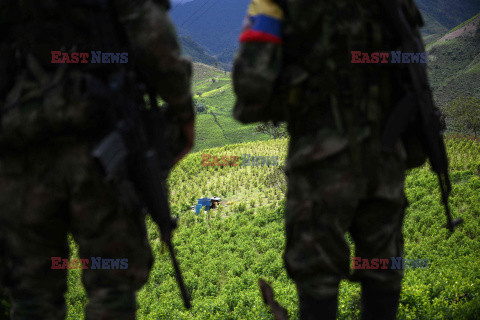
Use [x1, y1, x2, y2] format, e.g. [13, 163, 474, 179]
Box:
[444, 96, 480, 137]
[194, 100, 207, 114]
[256, 122, 288, 139]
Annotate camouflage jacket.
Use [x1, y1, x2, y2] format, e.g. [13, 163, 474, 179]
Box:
[233, 0, 427, 169]
[0, 0, 192, 149]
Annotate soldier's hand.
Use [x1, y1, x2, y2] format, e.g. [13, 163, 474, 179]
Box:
[173, 113, 195, 165]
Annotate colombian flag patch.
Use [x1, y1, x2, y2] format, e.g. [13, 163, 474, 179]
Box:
[239, 0, 284, 44]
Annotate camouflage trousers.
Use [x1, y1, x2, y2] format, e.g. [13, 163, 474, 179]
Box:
[284, 136, 407, 299]
[0, 141, 153, 319]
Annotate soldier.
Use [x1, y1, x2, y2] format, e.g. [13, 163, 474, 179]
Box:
[233, 0, 433, 319]
[0, 0, 194, 319]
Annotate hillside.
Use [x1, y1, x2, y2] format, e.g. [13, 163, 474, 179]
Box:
[416, 0, 480, 30]
[191, 63, 271, 151]
[418, 0, 480, 44]
[421, 13, 449, 44]
[170, 0, 248, 63]
[427, 13, 480, 110]
[61, 136, 480, 319]
[179, 36, 226, 69]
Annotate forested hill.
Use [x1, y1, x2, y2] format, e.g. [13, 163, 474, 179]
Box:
[427, 12, 480, 109]
[417, 0, 480, 29]
[418, 0, 480, 44]
[179, 36, 229, 70]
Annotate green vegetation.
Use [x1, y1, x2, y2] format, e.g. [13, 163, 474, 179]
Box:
[4, 10, 480, 320]
[427, 14, 480, 110]
[191, 63, 271, 152]
[444, 96, 480, 137]
[191, 63, 228, 86]
[61, 136, 480, 319]
[256, 122, 288, 140]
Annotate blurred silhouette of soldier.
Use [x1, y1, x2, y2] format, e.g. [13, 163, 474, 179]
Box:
[233, 0, 437, 319]
[0, 0, 194, 318]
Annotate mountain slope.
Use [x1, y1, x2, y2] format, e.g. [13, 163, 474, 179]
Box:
[421, 12, 449, 44]
[179, 36, 219, 66]
[417, 0, 480, 44]
[170, 0, 248, 58]
[416, 0, 480, 30]
[427, 13, 480, 109]
[191, 63, 271, 151]
[180, 36, 231, 70]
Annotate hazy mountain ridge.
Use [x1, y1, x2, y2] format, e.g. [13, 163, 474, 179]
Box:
[416, 0, 480, 29]
[179, 36, 230, 70]
[171, 0, 480, 64]
[421, 13, 449, 44]
[170, 0, 248, 61]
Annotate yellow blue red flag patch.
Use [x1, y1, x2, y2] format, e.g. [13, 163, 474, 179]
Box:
[239, 0, 284, 44]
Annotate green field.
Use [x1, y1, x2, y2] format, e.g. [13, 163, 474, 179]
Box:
[191, 63, 272, 152]
[62, 136, 480, 319]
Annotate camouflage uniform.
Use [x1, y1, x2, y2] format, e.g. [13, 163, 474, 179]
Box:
[0, 0, 192, 319]
[233, 0, 426, 318]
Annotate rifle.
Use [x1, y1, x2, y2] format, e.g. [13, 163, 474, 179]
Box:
[91, 70, 191, 309]
[91, 0, 191, 308]
[379, 0, 463, 232]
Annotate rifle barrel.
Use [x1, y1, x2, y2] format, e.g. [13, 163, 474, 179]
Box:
[167, 240, 192, 309]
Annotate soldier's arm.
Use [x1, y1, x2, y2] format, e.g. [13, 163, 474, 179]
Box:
[114, 0, 193, 119]
[232, 0, 284, 123]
